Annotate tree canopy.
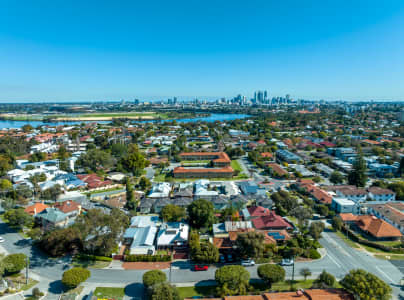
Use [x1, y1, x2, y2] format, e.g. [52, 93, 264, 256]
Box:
[236, 231, 265, 258]
[215, 265, 250, 296]
[187, 199, 215, 229]
[340, 269, 391, 300]
[257, 264, 285, 288]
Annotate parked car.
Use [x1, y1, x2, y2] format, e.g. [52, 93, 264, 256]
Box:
[193, 265, 208, 271]
[219, 255, 226, 263]
[0, 237, 4, 243]
[241, 259, 255, 267]
[227, 254, 233, 262]
[280, 258, 294, 266]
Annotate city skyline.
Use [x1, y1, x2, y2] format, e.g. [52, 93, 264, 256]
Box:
[1, 1, 404, 102]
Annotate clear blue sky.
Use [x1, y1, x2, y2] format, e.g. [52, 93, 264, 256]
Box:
[1, 0, 404, 102]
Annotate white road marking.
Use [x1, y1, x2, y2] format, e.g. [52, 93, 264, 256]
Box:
[376, 266, 394, 283]
[327, 253, 342, 269]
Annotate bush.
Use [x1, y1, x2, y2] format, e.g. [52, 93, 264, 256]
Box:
[304, 248, 321, 259]
[257, 264, 285, 288]
[124, 254, 171, 262]
[32, 287, 44, 299]
[75, 254, 112, 262]
[61, 267, 91, 289]
[143, 270, 167, 288]
[4, 253, 27, 274]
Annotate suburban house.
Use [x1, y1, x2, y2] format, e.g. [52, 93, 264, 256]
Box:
[242, 206, 271, 220]
[251, 211, 292, 230]
[76, 174, 115, 190]
[354, 215, 403, 241]
[24, 203, 49, 216]
[123, 226, 158, 255]
[366, 202, 404, 234]
[54, 200, 82, 218]
[331, 197, 358, 214]
[35, 207, 70, 230]
[156, 222, 189, 249]
[336, 187, 367, 203]
[367, 187, 396, 201]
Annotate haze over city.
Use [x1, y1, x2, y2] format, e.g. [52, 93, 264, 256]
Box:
[1, 1, 404, 102]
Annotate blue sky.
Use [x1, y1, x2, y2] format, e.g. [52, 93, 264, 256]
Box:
[1, 0, 404, 102]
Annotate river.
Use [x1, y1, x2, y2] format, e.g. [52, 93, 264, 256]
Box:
[0, 113, 250, 129]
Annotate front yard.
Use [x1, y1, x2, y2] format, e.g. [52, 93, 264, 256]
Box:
[93, 287, 125, 300]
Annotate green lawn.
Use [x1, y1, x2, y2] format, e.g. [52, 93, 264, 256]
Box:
[335, 231, 360, 249]
[375, 254, 404, 260]
[94, 287, 125, 300]
[72, 259, 111, 269]
[177, 285, 217, 299]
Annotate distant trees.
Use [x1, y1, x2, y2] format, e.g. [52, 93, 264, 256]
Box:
[160, 204, 186, 222]
[271, 190, 298, 216]
[139, 176, 152, 191]
[340, 269, 391, 300]
[290, 206, 313, 227]
[236, 231, 265, 259]
[187, 199, 215, 229]
[78, 149, 115, 172]
[40, 184, 62, 200]
[257, 264, 285, 288]
[215, 265, 250, 296]
[125, 177, 136, 211]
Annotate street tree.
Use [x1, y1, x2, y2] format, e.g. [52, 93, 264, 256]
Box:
[340, 269, 392, 300]
[257, 264, 285, 288]
[309, 221, 325, 240]
[143, 270, 167, 288]
[192, 242, 219, 263]
[332, 216, 343, 231]
[312, 270, 335, 288]
[3, 253, 27, 274]
[62, 267, 91, 289]
[300, 268, 312, 281]
[3, 208, 33, 229]
[150, 283, 180, 300]
[215, 265, 250, 296]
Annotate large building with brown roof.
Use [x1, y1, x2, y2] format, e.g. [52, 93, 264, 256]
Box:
[179, 152, 231, 167]
[366, 202, 404, 234]
[173, 166, 234, 179]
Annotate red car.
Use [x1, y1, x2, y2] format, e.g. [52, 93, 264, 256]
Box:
[193, 265, 208, 271]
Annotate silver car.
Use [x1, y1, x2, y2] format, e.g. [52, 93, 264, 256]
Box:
[241, 259, 255, 267]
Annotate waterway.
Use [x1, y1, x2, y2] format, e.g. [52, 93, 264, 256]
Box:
[0, 113, 250, 129]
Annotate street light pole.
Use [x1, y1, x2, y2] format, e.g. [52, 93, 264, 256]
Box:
[25, 257, 29, 285]
[291, 256, 295, 290]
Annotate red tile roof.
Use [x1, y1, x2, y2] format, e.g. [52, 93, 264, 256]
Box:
[356, 215, 402, 238]
[54, 200, 81, 214]
[252, 211, 292, 230]
[247, 206, 270, 217]
[24, 203, 49, 215]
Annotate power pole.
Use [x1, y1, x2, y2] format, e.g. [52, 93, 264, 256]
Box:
[25, 257, 29, 285]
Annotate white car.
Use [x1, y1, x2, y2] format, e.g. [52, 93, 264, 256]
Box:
[280, 258, 294, 266]
[0, 237, 5, 243]
[241, 259, 255, 267]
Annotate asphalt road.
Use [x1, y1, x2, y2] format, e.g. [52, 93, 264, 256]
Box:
[1, 219, 404, 299]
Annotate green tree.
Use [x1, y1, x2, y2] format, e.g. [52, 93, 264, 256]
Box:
[348, 150, 367, 187]
[300, 268, 312, 281]
[3, 208, 33, 229]
[150, 283, 180, 300]
[330, 171, 344, 184]
[125, 177, 136, 211]
[121, 144, 149, 176]
[215, 265, 250, 296]
[257, 264, 285, 288]
[290, 206, 313, 227]
[40, 184, 62, 200]
[340, 269, 392, 300]
[77, 149, 115, 172]
[143, 270, 167, 288]
[332, 216, 343, 231]
[160, 204, 186, 222]
[309, 221, 325, 240]
[0, 179, 12, 190]
[236, 231, 265, 258]
[312, 270, 335, 288]
[187, 199, 215, 229]
[317, 204, 329, 217]
[61, 267, 91, 289]
[139, 176, 151, 191]
[3, 253, 27, 274]
[192, 242, 219, 263]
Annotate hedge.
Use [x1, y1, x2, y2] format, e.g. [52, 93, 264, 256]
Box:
[62, 267, 91, 289]
[341, 225, 404, 254]
[75, 254, 112, 262]
[124, 254, 171, 262]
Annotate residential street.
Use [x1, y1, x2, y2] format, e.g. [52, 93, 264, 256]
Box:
[1, 218, 403, 299]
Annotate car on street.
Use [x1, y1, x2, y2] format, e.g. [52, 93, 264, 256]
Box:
[0, 237, 4, 243]
[280, 258, 294, 266]
[193, 265, 208, 271]
[241, 259, 255, 267]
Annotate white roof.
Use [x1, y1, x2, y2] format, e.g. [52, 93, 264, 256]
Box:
[130, 216, 160, 228]
[332, 197, 356, 206]
[157, 222, 189, 247]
